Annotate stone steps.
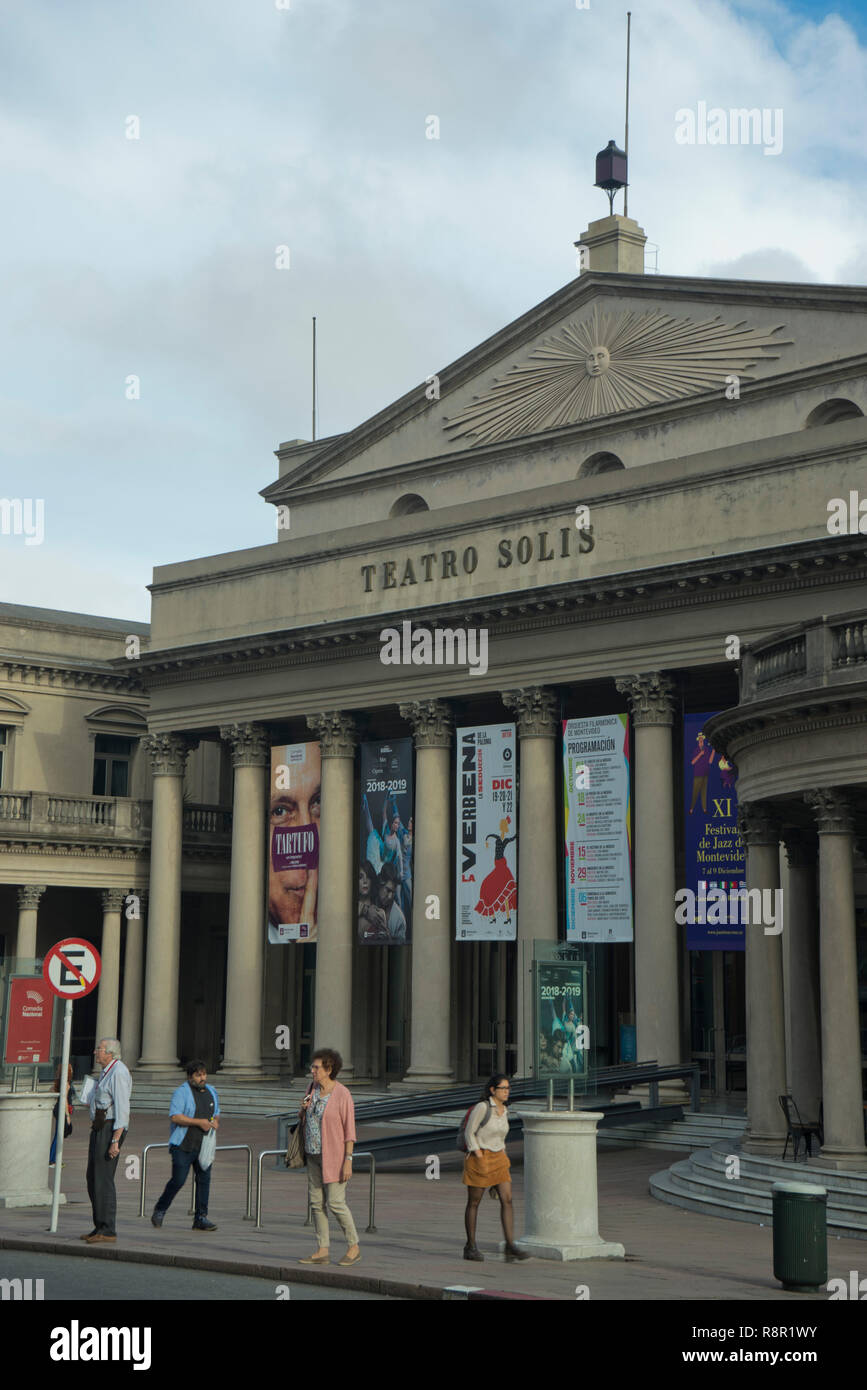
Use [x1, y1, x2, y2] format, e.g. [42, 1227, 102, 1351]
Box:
[650, 1141, 867, 1239]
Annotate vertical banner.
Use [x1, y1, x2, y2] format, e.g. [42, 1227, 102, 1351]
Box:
[455, 723, 517, 940]
[358, 739, 413, 944]
[3, 977, 55, 1063]
[267, 742, 321, 943]
[683, 712, 745, 951]
[564, 713, 633, 942]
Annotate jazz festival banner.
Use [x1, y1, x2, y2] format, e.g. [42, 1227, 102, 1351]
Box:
[683, 711, 746, 951]
[564, 713, 633, 943]
[267, 742, 321, 943]
[456, 723, 517, 940]
[358, 738, 413, 945]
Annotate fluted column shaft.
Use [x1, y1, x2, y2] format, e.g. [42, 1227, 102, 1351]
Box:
[307, 712, 357, 1076]
[219, 723, 269, 1078]
[94, 889, 125, 1045]
[806, 790, 866, 1169]
[615, 674, 680, 1075]
[739, 803, 787, 1154]
[399, 700, 454, 1085]
[15, 884, 46, 960]
[138, 734, 193, 1072]
[782, 833, 821, 1124]
[120, 890, 147, 1068]
[502, 687, 558, 1075]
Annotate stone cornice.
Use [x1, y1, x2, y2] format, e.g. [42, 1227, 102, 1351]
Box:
[706, 691, 867, 761]
[0, 660, 144, 694]
[136, 538, 867, 689]
[0, 839, 229, 863]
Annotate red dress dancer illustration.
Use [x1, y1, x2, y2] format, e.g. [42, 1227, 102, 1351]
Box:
[476, 817, 517, 927]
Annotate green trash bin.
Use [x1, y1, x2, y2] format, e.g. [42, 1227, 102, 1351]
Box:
[772, 1181, 827, 1292]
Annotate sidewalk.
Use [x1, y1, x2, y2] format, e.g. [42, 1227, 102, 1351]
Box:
[0, 1111, 860, 1301]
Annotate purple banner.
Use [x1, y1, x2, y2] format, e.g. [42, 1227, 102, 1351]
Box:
[683, 711, 745, 951]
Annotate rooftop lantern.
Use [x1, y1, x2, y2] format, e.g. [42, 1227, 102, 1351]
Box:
[594, 139, 628, 216]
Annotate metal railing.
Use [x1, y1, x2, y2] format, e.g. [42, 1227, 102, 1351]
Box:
[256, 1148, 377, 1233]
[139, 1142, 253, 1220]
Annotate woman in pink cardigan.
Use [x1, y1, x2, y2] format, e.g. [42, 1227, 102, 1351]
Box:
[298, 1047, 360, 1266]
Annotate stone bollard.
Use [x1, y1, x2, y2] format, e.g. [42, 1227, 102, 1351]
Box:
[513, 1109, 624, 1260]
[0, 1089, 59, 1208]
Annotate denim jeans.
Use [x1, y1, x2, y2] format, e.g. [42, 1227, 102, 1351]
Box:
[154, 1144, 212, 1220]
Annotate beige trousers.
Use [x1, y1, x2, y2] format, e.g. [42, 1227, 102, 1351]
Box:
[306, 1152, 359, 1248]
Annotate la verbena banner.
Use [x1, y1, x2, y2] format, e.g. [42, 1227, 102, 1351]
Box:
[563, 713, 633, 943]
[456, 723, 517, 940]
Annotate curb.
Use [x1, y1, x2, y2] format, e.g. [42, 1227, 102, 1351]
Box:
[0, 1233, 550, 1301]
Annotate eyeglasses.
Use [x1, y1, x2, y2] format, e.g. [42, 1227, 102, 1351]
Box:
[494, 1084, 510, 1090]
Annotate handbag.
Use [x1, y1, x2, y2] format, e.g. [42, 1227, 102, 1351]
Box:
[284, 1084, 313, 1168]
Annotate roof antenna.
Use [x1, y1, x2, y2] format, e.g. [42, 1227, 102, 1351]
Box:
[312, 315, 317, 441]
[623, 11, 631, 218]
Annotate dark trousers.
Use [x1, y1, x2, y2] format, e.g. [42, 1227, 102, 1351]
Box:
[154, 1145, 212, 1220]
[86, 1125, 125, 1235]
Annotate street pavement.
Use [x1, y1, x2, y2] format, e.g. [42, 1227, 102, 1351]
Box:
[1, 1109, 863, 1301]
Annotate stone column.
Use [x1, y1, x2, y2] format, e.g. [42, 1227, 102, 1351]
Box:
[614, 674, 682, 1088]
[781, 831, 821, 1124]
[398, 699, 454, 1086]
[502, 686, 559, 1075]
[94, 889, 125, 1046]
[138, 734, 194, 1073]
[306, 711, 357, 1077]
[805, 790, 867, 1169]
[120, 890, 147, 1068]
[738, 802, 787, 1155]
[219, 722, 269, 1079]
[14, 884, 46, 960]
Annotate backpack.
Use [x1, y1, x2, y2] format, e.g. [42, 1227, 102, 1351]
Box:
[457, 1100, 493, 1152]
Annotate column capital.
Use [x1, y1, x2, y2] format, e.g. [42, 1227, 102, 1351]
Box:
[306, 711, 357, 757]
[143, 732, 196, 777]
[804, 788, 855, 835]
[399, 699, 452, 749]
[738, 801, 781, 848]
[614, 672, 676, 726]
[220, 721, 270, 768]
[501, 686, 558, 738]
[782, 829, 818, 870]
[100, 888, 127, 914]
[17, 883, 46, 911]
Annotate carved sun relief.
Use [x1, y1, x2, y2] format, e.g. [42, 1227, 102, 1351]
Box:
[443, 306, 791, 443]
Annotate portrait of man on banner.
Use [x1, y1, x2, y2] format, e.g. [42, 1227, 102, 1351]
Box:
[267, 742, 321, 943]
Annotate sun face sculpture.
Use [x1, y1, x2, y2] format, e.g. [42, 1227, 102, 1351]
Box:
[443, 306, 791, 444]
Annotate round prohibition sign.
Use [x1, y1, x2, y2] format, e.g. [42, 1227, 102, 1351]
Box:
[43, 938, 102, 999]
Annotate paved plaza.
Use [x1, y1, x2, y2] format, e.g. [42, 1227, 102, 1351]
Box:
[1, 1111, 862, 1301]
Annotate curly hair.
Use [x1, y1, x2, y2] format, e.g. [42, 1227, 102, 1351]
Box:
[312, 1047, 343, 1080]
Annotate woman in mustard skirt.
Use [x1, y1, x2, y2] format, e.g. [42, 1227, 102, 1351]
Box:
[462, 1074, 530, 1262]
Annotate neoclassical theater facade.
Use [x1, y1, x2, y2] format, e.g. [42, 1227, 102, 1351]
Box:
[2, 215, 866, 1159]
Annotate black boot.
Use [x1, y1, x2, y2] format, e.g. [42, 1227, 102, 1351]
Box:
[504, 1243, 531, 1262]
[463, 1244, 484, 1261]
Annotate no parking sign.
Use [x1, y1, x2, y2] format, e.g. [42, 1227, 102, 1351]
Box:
[43, 938, 101, 999]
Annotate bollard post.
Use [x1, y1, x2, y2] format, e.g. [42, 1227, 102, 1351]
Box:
[568, 1078, 574, 1112]
[547, 1079, 554, 1111]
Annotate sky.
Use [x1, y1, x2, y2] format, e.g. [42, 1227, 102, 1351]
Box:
[1, 0, 865, 623]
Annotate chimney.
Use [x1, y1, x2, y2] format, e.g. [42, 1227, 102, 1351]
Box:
[575, 213, 647, 274]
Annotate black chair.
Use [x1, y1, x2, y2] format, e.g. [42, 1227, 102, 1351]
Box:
[778, 1094, 822, 1161]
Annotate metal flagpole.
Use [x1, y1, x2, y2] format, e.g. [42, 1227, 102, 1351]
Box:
[623, 12, 631, 218]
[49, 997, 72, 1233]
[312, 315, 317, 441]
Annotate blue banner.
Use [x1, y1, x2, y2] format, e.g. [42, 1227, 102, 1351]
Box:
[683, 712, 745, 951]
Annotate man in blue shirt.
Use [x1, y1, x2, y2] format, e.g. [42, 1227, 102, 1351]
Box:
[151, 1060, 220, 1231]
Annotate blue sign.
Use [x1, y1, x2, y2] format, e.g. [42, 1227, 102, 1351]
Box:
[683, 712, 745, 951]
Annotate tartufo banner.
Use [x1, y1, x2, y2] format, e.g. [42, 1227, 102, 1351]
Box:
[267, 742, 321, 944]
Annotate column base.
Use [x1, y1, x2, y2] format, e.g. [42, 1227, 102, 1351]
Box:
[392, 1070, 455, 1092]
[512, 1235, 625, 1262]
[741, 1130, 788, 1157]
[217, 1063, 267, 1082]
[135, 1058, 181, 1074]
[0, 1190, 63, 1209]
[817, 1145, 867, 1171]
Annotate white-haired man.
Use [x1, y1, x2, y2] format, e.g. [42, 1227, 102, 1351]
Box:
[82, 1037, 131, 1245]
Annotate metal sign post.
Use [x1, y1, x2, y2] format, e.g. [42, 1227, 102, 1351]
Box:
[42, 938, 102, 1234]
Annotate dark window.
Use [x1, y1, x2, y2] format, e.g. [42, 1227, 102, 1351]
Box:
[92, 734, 133, 797]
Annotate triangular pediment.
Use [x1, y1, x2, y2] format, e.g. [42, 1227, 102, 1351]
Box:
[265, 272, 867, 498]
